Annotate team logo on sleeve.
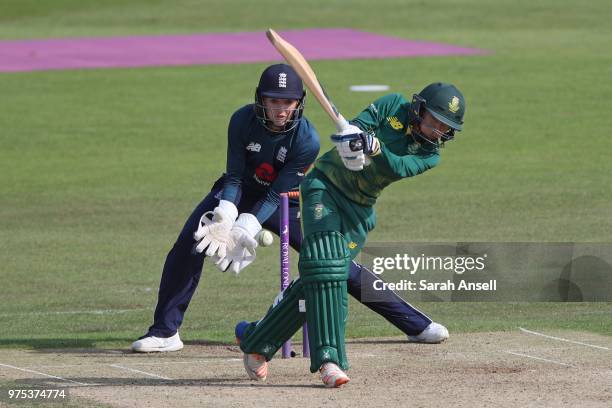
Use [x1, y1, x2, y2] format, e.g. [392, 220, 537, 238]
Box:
[254, 162, 278, 185]
[313, 204, 324, 220]
[407, 142, 421, 154]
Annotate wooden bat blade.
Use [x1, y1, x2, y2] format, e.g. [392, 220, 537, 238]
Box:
[266, 29, 348, 130]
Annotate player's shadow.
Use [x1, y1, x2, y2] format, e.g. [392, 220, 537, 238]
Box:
[182, 340, 231, 347]
[0, 338, 231, 354]
[0, 338, 133, 351]
[347, 338, 416, 345]
[17, 377, 322, 389]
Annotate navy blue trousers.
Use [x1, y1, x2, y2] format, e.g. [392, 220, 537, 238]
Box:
[146, 178, 432, 338]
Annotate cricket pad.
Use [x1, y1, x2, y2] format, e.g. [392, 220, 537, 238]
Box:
[299, 231, 351, 373]
[239, 279, 306, 360]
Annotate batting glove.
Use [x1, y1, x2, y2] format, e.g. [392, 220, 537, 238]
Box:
[331, 124, 368, 171]
[359, 129, 381, 156]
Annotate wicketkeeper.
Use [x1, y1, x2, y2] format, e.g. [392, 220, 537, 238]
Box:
[132, 65, 448, 356]
[235, 82, 466, 387]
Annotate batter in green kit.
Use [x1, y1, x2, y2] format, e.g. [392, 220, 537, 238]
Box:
[305, 91, 443, 251]
[238, 82, 466, 387]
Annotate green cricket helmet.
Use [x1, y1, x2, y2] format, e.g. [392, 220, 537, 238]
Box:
[408, 82, 465, 146]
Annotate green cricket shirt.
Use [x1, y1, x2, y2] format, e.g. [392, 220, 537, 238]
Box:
[314, 93, 440, 206]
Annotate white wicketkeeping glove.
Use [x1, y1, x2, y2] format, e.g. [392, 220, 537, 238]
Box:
[193, 200, 238, 257]
[212, 213, 261, 275]
[331, 124, 368, 171]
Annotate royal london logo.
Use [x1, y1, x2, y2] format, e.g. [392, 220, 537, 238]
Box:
[448, 96, 461, 113]
[278, 73, 287, 88]
[387, 116, 404, 130]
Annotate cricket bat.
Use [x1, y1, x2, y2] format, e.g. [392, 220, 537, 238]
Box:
[265, 28, 349, 132]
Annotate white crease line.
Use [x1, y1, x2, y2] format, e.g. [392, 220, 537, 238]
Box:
[519, 327, 610, 351]
[503, 351, 573, 367]
[0, 363, 95, 386]
[0, 308, 148, 317]
[109, 364, 173, 380]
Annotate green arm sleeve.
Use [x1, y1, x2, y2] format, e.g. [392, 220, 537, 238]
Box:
[371, 144, 440, 178]
[350, 94, 404, 131]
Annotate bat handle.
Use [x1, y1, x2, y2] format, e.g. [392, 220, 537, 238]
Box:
[335, 115, 350, 132]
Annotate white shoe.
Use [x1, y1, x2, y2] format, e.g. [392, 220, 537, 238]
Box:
[131, 332, 184, 352]
[407, 322, 449, 343]
[243, 353, 268, 381]
[319, 362, 350, 388]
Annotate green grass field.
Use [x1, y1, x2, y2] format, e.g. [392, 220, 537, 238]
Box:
[1, 0, 611, 351]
